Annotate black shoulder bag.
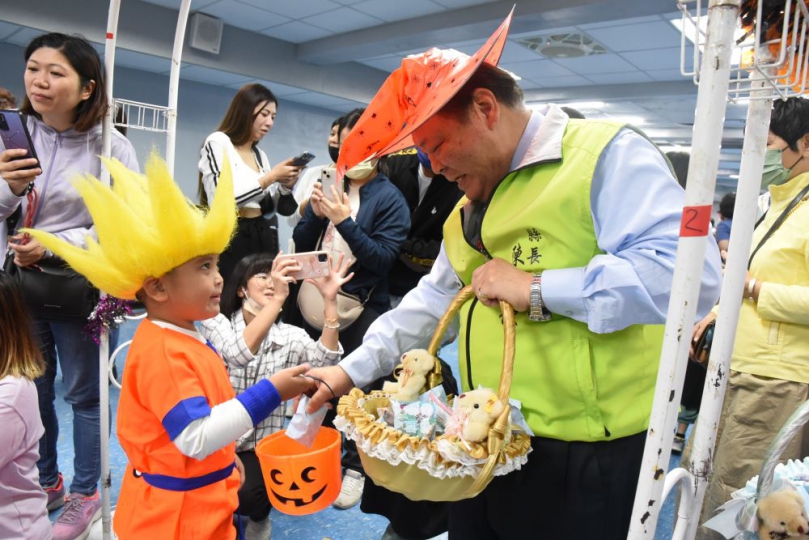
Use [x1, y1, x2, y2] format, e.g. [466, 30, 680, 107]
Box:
[2, 180, 99, 321]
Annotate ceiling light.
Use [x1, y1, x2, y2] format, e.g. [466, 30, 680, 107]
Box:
[670, 17, 753, 67]
[517, 33, 607, 59]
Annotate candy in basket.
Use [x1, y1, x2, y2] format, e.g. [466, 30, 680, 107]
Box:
[334, 285, 532, 502]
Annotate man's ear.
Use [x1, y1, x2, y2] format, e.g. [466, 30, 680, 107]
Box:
[801, 133, 809, 155]
[141, 276, 169, 303]
[470, 88, 500, 129]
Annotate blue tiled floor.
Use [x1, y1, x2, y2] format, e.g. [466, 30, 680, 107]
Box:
[49, 319, 681, 539]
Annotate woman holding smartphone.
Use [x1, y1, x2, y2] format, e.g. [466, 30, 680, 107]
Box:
[0, 33, 138, 539]
[200, 251, 351, 539]
[199, 83, 302, 282]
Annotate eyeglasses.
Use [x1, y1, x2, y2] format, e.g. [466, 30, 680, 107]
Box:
[250, 273, 270, 283]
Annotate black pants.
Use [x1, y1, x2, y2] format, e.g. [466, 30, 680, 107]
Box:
[218, 215, 279, 284]
[448, 432, 646, 540]
[236, 450, 271, 521]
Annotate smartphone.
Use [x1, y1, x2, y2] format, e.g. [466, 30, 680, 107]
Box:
[320, 167, 341, 201]
[0, 110, 39, 170]
[291, 151, 315, 167]
[275, 251, 330, 281]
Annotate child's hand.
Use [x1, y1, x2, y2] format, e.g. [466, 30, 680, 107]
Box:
[269, 364, 317, 401]
[269, 252, 300, 303]
[235, 454, 245, 489]
[307, 252, 354, 301]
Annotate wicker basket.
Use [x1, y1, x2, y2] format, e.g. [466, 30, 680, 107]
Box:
[335, 285, 532, 502]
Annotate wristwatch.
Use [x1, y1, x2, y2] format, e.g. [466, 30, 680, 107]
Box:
[528, 273, 551, 322]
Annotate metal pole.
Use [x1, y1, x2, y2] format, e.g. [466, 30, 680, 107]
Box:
[166, 0, 193, 176]
[627, 1, 739, 537]
[100, 1, 121, 536]
[681, 65, 774, 540]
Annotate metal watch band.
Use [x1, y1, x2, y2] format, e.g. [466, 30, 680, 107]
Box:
[528, 273, 551, 322]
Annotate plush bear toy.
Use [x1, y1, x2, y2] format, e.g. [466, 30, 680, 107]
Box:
[382, 349, 436, 402]
[450, 388, 505, 443]
[757, 489, 809, 540]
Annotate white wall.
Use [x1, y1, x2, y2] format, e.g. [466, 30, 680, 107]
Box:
[0, 40, 341, 248]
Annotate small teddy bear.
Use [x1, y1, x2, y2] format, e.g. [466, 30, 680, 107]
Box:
[757, 489, 809, 540]
[382, 349, 436, 402]
[450, 388, 505, 443]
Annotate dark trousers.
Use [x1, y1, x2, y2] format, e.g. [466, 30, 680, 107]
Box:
[236, 450, 271, 521]
[218, 215, 279, 284]
[448, 432, 646, 540]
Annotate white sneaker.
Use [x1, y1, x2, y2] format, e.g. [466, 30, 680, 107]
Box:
[244, 516, 272, 540]
[332, 470, 364, 510]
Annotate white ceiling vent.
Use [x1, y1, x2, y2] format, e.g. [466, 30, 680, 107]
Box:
[517, 33, 607, 59]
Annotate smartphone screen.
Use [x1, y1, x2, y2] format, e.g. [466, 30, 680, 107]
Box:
[320, 167, 341, 201]
[0, 110, 39, 169]
[276, 251, 330, 281]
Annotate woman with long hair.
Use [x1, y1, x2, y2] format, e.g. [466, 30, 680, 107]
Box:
[0, 32, 138, 539]
[0, 272, 51, 539]
[199, 83, 301, 282]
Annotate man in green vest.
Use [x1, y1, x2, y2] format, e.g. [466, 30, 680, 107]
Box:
[306, 13, 723, 540]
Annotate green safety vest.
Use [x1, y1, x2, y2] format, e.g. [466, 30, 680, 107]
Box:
[443, 119, 664, 442]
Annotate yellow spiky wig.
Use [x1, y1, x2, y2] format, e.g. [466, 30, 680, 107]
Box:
[23, 153, 237, 300]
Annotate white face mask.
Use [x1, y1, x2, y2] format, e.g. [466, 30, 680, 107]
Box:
[345, 158, 379, 180]
[242, 288, 263, 316]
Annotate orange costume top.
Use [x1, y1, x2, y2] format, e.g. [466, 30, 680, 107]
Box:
[114, 319, 240, 539]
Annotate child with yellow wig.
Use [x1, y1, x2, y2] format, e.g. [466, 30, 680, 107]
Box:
[24, 155, 317, 539]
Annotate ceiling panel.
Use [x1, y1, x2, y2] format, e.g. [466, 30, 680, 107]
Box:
[578, 15, 664, 30]
[241, 0, 342, 19]
[499, 40, 542, 64]
[179, 64, 253, 86]
[201, 0, 289, 32]
[140, 0, 221, 9]
[5, 27, 45, 47]
[531, 75, 592, 88]
[551, 53, 637, 75]
[584, 21, 682, 53]
[499, 59, 575, 79]
[621, 47, 684, 71]
[0, 21, 24, 41]
[287, 92, 364, 109]
[646, 68, 688, 82]
[260, 21, 335, 43]
[302, 7, 384, 33]
[586, 71, 653, 85]
[353, 0, 445, 23]
[223, 80, 308, 97]
[358, 55, 404, 72]
[114, 49, 172, 73]
[432, 0, 495, 7]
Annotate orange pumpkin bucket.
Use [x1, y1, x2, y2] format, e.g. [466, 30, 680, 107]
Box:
[254, 427, 342, 515]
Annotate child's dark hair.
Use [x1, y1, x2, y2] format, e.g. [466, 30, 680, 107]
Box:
[0, 272, 44, 380]
[719, 192, 736, 220]
[220, 253, 276, 319]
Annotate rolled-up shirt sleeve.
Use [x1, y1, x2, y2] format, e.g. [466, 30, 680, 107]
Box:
[541, 129, 723, 334]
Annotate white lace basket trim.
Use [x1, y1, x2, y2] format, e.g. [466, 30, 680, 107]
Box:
[334, 415, 530, 480]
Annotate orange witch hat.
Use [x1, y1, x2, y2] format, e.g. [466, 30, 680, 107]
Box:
[336, 7, 514, 179]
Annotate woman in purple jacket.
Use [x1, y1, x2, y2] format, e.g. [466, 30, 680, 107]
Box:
[0, 33, 138, 540]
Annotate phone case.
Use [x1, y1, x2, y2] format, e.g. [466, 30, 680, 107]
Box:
[277, 251, 330, 281]
[292, 152, 315, 166]
[0, 110, 39, 168]
[320, 168, 340, 200]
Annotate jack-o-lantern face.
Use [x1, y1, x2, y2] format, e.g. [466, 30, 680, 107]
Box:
[268, 465, 328, 508]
